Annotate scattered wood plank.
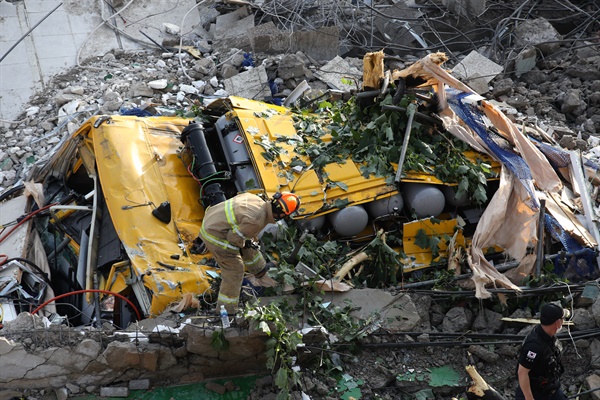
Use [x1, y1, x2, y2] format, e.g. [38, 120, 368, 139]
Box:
[465, 365, 506, 400]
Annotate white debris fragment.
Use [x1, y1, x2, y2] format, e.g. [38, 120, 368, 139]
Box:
[179, 84, 198, 94]
[25, 107, 39, 117]
[148, 79, 168, 90]
[192, 80, 206, 91]
[163, 23, 181, 35]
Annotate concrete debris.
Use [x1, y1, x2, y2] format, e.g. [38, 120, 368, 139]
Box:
[441, 307, 473, 333]
[443, 0, 487, 18]
[330, 289, 421, 332]
[314, 56, 362, 91]
[248, 22, 340, 61]
[2, 1, 600, 398]
[99, 387, 129, 398]
[514, 17, 562, 55]
[512, 47, 537, 78]
[223, 65, 270, 100]
[585, 375, 600, 400]
[213, 6, 255, 52]
[451, 50, 503, 94]
[128, 379, 150, 390]
[374, 1, 424, 49]
[163, 23, 181, 36]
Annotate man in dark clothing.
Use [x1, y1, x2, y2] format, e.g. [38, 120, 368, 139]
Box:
[515, 303, 567, 400]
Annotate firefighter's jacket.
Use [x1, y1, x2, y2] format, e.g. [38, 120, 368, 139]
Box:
[200, 193, 275, 252]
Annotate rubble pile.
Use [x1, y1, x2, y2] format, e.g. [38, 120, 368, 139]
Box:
[2, 0, 600, 399]
[1, 1, 600, 192]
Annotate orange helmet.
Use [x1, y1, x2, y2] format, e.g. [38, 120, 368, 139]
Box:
[273, 192, 300, 216]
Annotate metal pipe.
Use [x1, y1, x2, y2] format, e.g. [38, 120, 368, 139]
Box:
[535, 199, 546, 277]
[395, 102, 417, 183]
[0, 3, 63, 64]
[87, 175, 102, 327]
[398, 252, 588, 290]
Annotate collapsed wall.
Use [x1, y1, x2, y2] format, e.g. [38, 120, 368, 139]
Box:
[0, 313, 268, 392]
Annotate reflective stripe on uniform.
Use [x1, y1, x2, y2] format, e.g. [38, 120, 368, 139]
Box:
[243, 251, 262, 267]
[225, 199, 246, 240]
[199, 225, 238, 252]
[218, 292, 239, 304]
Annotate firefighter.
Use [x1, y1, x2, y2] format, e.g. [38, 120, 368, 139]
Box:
[198, 192, 300, 314]
[515, 303, 567, 400]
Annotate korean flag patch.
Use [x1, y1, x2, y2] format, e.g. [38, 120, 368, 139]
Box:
[526, 351, 537, 361]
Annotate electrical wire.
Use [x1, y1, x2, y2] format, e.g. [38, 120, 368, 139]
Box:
[31, 289, 142, 321]
[0, 203, 57, 245]
[176, 0, 208, 82]
[1, 258, 51, 285]
[76, 0, 137, 71]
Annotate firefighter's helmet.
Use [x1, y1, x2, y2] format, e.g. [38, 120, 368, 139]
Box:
[273, 192, 300, 216]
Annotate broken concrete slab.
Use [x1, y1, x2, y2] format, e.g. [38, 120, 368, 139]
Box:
[374, 2, 424, 50]
[248, 23, 339, 62]
[213, 7, 254, 52]
[277, 54, 306, 80]
[329, 289, 421, 331]
[442, 0, 486, 17]
[452, 50, 503, 94]
[99, 387, 129, 398]
[513, 47, 537, 78]
[215, 6, 251, 37]
[223, 65, 271, 100]
[585, 374, 600, 400]
[514, 17, 562, 55]
[314, 56, 362, 92]
[0, 195, 30, 259]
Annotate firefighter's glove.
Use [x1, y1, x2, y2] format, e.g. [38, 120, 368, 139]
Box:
[243, 239, 259, 250]
[191, 237, 207, 254]
[255, 261, 276, 279]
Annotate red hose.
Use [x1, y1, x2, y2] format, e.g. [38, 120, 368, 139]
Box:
[31, 289, 143, 321]
[0, 203, 57, 246]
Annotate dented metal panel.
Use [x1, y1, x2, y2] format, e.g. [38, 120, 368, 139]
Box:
[87, 116, 215, 316]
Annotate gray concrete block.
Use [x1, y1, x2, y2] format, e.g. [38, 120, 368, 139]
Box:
[215, 6, 251, 38]
[223, 65, 271, 100]
[452, 50, 503, 93]
[314, 56, 362, 92]
[328, 288, 421, 331]
[100, 387, 129, 397]
[249, 24, 339, 62]
[129, 379, 151, 390]
[443, 0, 486, 17]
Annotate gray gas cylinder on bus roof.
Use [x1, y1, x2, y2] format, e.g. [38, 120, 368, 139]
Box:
[442, 186, 468, 208]
[296, 215, 326, 231]
[403, 183, 445, 218]
[328, 205, 369, 237]
[365, 193, 404, 218]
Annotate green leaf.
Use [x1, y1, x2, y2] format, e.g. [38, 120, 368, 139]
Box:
[332, 181, 349, 191]
[333, 198, 350, 209]
[414, 229, 430, 249]
[275, 368, 289, 390]
[244, 178, 257, 189]
[210, 330, 229, 351]
[474, 184, 488, 203]
[429, 235, 441, 259]
[261, 151, 275, 161]
[259, 321, 271, 335]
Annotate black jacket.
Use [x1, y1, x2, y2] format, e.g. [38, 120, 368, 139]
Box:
[517, 325, 564, 392]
